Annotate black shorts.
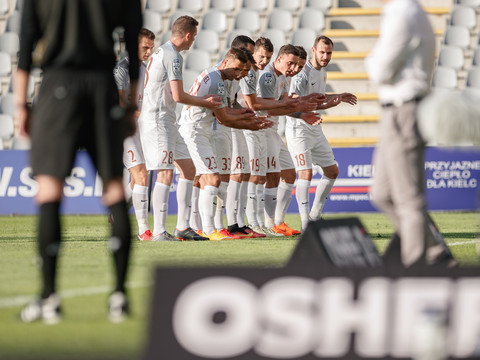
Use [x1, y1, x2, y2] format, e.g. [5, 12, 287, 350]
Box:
[30, 69, 127, 182]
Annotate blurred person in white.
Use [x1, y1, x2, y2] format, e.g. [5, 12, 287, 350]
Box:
[366, 0, 453, 267]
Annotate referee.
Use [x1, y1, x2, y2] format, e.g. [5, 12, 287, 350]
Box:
[15, 0, 142, 323]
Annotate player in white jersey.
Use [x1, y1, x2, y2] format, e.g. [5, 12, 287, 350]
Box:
[286, 35, 357, 231]
[179, 48, 273, 241]
[114, 28, 155, 241]
[138, 16, 221, 242]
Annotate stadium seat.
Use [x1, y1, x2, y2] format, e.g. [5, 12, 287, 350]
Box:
[0, 0, 8, 15]
[242, 0, 269, 13]
[143, 9, 163, 35]
[146, 0, 174, 14]
[169, 10, 194, 29]
[275, 0, 302, 13]
[193, 30, 220, 54]
[437, 45, 465, 71]
[177, 0, 205, 14]
[261, 29, 286, 54]
[184, 49, 211, 72]
[0, 114, 14, 141]
[0, 52, 12, 76]
[456, 0, 480, 7]
[210, 0, 236, 13]
[432, 66, 458, 89]
[291, 29, 317, 52]
[450, 5, 477, 30]
[444, 26, 471, 50]
[15, 0, 23, 11]
[182, 69, 198, 92]
[305, 0, 332, 12]
[6, 11, 21, 34]
[466, 67, 480, 88]
[0, 93, 15, 117]
[201, 10, 228, 34]
[0, 32, 20, 58]
[267, 9, 294, 33]
[234, 9, 261, 34]
[10, 135, 31, 150]
[298, 8, 326, 33]
[472, 47, 480, 66]
[226, 29, 253, 49]
[161, 31, 172, 44]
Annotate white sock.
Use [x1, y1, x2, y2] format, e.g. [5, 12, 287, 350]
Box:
[176, 178, 193, 231]
[190, 186, 200, 231]
[310, 176, 336, 220]
[256, 183, 265, 227]
[245, 181, 258, 227]
[132, 184, 149, 234]
[214, 181, 228, 230]
[152, 182, 170, 235]
[226, 180, 241, 227]
[124, 182, 133, 208]
[199, 185, 218, 236]
[296, 179, 311, 231]
[275, 182, 293, 226]
[264, 187, 277, 228]
[237, 180, 248, 227]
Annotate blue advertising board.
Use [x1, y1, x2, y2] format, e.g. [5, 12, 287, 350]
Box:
[0, 147, 478, 215]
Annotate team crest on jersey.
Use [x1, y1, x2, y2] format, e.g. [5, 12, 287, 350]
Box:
[217, 82, 225, 96]
[264, 73, 273, 85]
[246, 72, 255, 86]
[173, 58, 181, 71]
[295, 72, 305, 85]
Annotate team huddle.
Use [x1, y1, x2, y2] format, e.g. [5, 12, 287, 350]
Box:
[117, 16, 357, 242]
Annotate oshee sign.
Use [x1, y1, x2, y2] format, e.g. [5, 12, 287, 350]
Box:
[145, 267, 480, 360]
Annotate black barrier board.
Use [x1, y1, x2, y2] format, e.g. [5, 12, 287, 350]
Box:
[288, 217, 383, 268]
[143, 266, 480, 360]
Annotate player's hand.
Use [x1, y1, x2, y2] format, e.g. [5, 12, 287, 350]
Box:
[296, 98, 317, 113]
[203, 95, 222, 109]
[340, 93, 357, 105]
[279, 95, 298, 107]
[310, 93, 326, 106]
[325, 95, 342, 108]
[250, 115, 273, 130]
[15, 105, 30, 137]
[300, 112, 322, 126]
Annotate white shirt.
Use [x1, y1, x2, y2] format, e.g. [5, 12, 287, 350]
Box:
[113, 57, 146, 110]
[365, 0, 435, 105]
[257, 62, 289, 128]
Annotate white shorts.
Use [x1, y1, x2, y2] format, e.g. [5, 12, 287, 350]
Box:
[244, 128, 267, 177]
[266, 129, 294, 173]
[231, 128, 249, 175]
[285, 119, 337, 171]
[139, 116, 190, 171]
[123, 128, 145, 170]
[214, 122, 232, 175]
[179, 123, 218, 175]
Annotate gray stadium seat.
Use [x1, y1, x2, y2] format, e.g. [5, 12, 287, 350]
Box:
[242, 0, 269, 12]
[184, 49, 211, 72]
[0, 114, 14, 141]
[437, 45, 465, 71]
[226, 29, 253, 49]
[210, 0, 236, 13]
[466, 67, 480, 88]
[305, 0, 332, 12]
[0, 52, 12, 76]
[193, 30, 220, 54]
[143, 9, 163, 35]
[291, 29, 316, 53]
[146, 0, 174, 14]
[10, 135, 31, 150]
[6, 11, 21, 34]
[234, 9, 261, 34]
[201, 10, 228, 34]
[444, 26, 471, 50]
[0, 93, 15, 117]
[169, 10, 194, 29]
[275, 0, 302, 13]
[298, 8, 325, 33]
[0, 0, 8, 15]
[432, 66, 458, 89]
[456, 0, 480, 6]
[261, 29, 286, 54]
[182, 69, 199, 92]
[177, 0, 205, 14]
[0, 32, 20, 58]
[267, 9, 294, 33]
[450, 5, 477, 30]
[161, 31, 172, 45]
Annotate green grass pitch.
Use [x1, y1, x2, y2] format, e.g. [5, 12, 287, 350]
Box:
[0, 212, 478, 360]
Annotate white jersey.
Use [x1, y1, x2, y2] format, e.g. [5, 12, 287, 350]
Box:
[140, 41, 183, 124]
[180, 66, 228, 128]
[113, 57, 146, 110]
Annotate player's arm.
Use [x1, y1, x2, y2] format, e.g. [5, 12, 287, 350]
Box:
[215, 107, 272, 130]
[318, 93, 357, 110]
[170, 80, 221, 110]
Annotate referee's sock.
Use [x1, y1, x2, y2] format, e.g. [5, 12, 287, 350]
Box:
[108, 200, 132, 294]
[38, 201, 61, 299]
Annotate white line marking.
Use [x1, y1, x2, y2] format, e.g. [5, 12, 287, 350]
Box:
[0, 281, 151, 309]
[448, 239, 480, 247]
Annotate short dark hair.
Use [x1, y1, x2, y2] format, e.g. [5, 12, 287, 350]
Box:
[225, 47, 249, 64]
[314, 35, 334, 48]
[172, 15, 199, 37]
[277, 44, 300, 58]
[255, 37, 274, 53]
[295, 46, 307, 60]
[231, 35, 255, 50]
[241, 48, 255, 65]
[139, 28, 155, 41]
